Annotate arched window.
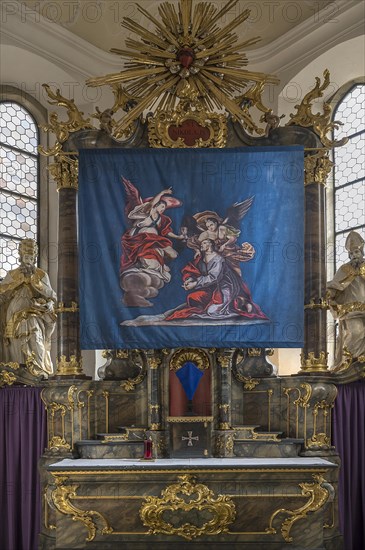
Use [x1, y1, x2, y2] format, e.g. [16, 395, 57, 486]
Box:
[0, 101, 39, 278]
[332, 84, 365, 268]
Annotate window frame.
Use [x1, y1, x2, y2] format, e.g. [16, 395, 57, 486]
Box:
[0, 85, 50, 274]
[331, 81, 365, 271]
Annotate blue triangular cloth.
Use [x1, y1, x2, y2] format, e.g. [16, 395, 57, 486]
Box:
[175, 361, 204, 400]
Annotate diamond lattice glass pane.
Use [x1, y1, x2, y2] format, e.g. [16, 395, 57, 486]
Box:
[334, 85, 365, 140]
[335, 181, 365, 232]
[0, 102, 38, 154]
[334, 133, 365, 187]
[335, 232, 350, 268]
[0, 191, 38, 240]
[0, 145, 38, 197]
[0, 237, 19, 279]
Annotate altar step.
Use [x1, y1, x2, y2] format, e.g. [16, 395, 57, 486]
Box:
[74, 426, 304, 459]
[233, 438, 303, 458]
[231, 426, 303, 458]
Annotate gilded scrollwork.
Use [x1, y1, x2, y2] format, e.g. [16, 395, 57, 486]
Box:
[120, 372, 145, 391]
[139, 474, 236, 540]
[51, 475, 113, 541]
[48, 436, 71, 452]
[39, 85, 94, 157]
[268, 474, 330, 543]
[287, 70, 348, 148]
[0, 361, 19, 370]
[295, 383, 312, 408]
[0, 370, 17, 387]
[170, 348, 210, 371]
[148, 99, 227, 148]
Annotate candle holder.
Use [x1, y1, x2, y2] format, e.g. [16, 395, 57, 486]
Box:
[142, 436, 154, 460]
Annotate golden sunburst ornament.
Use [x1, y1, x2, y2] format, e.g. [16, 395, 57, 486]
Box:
[87, 0, 278, 138]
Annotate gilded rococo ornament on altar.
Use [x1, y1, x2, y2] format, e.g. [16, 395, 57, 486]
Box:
[148, 94, 227, 148]
[86, 0, 279, 139]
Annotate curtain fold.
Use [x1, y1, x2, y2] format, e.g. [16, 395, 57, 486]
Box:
[332, 381, 365, 550]
[0, 386, 47, 550]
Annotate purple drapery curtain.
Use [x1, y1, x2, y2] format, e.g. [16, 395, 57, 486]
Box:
[332, 381, 365, 550]
[0, 386, 47, 550]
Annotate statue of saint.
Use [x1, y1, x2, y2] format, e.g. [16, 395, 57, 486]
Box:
[327, 231, 365, 370]
[0, 239, 57, 375]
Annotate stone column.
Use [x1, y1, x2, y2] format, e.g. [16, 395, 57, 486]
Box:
[49, 154, 85, 377]
[302, 151, 333, 373]
[146, 350, 162, 430]
[216, 349, 233, 430]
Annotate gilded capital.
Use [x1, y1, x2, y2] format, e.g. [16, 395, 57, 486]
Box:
[49, 154, 79, 192]
[55, 354, 83, 376]
[300, 351, 329, 373]
[304, 151, 333, 186]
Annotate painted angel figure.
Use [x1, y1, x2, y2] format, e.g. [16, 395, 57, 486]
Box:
[120, 177, 183, 306]
[185, 197, 256, 275]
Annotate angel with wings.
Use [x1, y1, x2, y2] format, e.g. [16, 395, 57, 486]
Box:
[186, 197, 256, 275]
[120, 177, 184, 284]
[165, 196, 267, 322]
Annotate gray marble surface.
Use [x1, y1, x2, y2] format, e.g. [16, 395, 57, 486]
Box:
[48, 457, 336, 469]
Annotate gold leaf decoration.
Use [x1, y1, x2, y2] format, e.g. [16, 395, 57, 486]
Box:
[86, 0, 278, 138]
[140, 474, 236, 540]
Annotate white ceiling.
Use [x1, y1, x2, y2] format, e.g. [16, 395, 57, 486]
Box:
[22, 0, 336, 53]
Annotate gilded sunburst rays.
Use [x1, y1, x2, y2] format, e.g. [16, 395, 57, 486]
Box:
[86, 0, 279, 138]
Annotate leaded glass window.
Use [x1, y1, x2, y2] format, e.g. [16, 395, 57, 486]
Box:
[0, 102, 39, 278]
[333, 84, 365, 267]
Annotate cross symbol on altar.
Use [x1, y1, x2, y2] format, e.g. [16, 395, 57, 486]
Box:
[182, 431, 199, 447]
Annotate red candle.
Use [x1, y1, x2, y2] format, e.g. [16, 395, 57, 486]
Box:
[144, 437, 153, 459]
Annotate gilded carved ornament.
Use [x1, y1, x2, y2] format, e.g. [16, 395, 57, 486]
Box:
[170, 348, 210, 371]
[304, 150, 334, 186]
[56, 354, 83, 376]
[86, 0, 279, 139]
[166, 416, 213, 423]
[294, 383, 312, 408]
[48, 154, 79, 192]
[149, 423, 162, 431]
[287, 70, 348, 148]
[300, 352, 329, 373]
[268, 474, 331, 543]
[51, 475, 112, 541]
[307, 432, 331, 449]
[148, 95, 227, 148]
[39, 85, 93, 157]
[0, 370, 17, 387]
[48, 436, 71, 452]
[247, 348, 262, 357]
[215, 433, 235, 455]
[331, 301, 365, 318]
[217, 353, 232, 369]
[120, 373, 145, 392]
[55, 301, 79, 313]
[139, 474, 236, 540]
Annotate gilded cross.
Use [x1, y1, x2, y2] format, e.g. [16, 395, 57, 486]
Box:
[182, 431, 199, 447]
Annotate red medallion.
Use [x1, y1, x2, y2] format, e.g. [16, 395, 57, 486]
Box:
[177, 46, 195, 69]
